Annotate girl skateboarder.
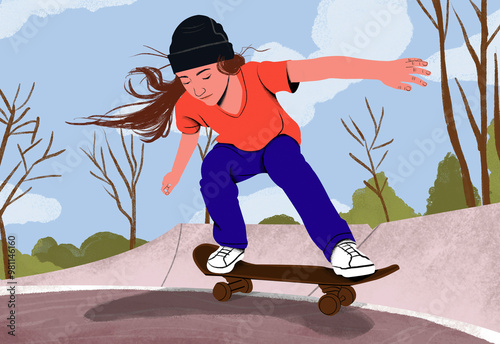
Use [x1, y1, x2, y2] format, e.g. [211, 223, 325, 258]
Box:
[75, 15, 429, 278]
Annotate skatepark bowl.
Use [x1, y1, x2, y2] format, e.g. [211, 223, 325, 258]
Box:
[0, 288, 494, 343]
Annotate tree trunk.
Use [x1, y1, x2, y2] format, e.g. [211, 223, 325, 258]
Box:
[479, 0, 490, 204]
[0, 217, 10, 279]
[371, 174, 389, 222]
[130, 191, 137, 250]
[435, 1, 476, 207]
[495, 54, 500, 163]
[205, 207, 210, 224]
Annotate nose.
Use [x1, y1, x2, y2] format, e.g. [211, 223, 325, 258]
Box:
[193, 87, 206, 98]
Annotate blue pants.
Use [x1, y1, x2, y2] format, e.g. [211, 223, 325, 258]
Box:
[199, 135, 355, 262]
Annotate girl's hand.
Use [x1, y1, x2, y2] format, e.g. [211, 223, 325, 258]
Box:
[161, 171, 181, 196]
[380, 58, 430, 91]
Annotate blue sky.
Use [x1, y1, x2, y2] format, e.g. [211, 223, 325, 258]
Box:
[1, 0, 500, 254]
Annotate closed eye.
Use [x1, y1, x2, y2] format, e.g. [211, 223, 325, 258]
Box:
[202, 74, 211, 80]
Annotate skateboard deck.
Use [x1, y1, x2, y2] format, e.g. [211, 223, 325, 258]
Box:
[193, 243, 399, 316]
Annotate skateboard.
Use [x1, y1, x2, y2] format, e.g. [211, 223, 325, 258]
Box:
[193, 243, 399, 316]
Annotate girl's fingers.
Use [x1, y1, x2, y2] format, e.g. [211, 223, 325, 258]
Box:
[408, 67, 431, 76]
[162, 183, 172, 195]
[405, 58, 428, 67]
[407, 75, 427, 87]
[395, 83, 412, 91]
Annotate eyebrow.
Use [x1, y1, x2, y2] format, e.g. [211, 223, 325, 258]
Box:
[196, 68, 211, 76]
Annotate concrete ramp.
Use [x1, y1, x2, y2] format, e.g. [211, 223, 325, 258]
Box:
[344, 203, 500, 334]
[4, 204, 500, 333]
[6, 224, 372, 292]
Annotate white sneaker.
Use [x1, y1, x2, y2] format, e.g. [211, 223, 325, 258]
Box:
[207, 246, 245, 274]
[330, 240, 375, 278]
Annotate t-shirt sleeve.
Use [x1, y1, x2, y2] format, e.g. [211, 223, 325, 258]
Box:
[256, 60, 299, 94]
[174, 96, 201, 135]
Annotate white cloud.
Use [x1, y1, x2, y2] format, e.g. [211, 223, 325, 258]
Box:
[0, 183, 62, 225]
[0, 0, 138, 39]
[252, 0, 413, 127]
[188, 186, 350, 224]
[425, 8, 500, 84]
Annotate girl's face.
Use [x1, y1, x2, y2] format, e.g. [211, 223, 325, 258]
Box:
[176, 62, 229, 106]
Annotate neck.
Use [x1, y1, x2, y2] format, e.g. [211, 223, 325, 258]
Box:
[217, 74, 242, 114]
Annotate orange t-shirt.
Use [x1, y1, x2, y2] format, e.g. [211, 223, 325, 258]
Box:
[174, 60, 301, 151]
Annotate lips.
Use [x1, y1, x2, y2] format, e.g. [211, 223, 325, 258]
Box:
[200, 94, 212, 100]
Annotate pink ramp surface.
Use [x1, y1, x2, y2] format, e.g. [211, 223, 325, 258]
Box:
[4, 224, 372, 291]
[351, 203, 500, 334]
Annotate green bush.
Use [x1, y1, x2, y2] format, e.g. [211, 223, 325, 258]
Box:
[259, 214, 300, 224]
[32, 232, 148, 270]
[340, 172, 419, 228]
[0, 245, 61, 279]
[425, 152, 481, 215]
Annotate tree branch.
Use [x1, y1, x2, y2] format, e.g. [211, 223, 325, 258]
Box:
[488, 23, 500, 47]
[365, 98, 377, 132]
[89, 170, 109, 184]
[454, 9, 480, 69]
[0, 108, 7, 121]
[363, 180, 378, 195]
[11, 118, 36, 135]
[106, 134, 132, 197]
[373, 139, 394, 150]
[350, 117, 366, 143]
[25, 174, 61, 182]
[197, 143, 204, 159]
[133, 143, 145, 189]
[16, 83, 35, 111]
[0, 162, 21, 194]
[444, 0, 450, 39]
[380, 176, 388, 193]
[341, 118, 363, 146]
[11, 85, 20, 111]
[129, 132, 138, 171]
[416, 0, 438, 30]
[455, 78, 481, 142]
[376, 150, 389, 170]
[7, 186, 32, 207]
[17, 144, 27, 172]
[468, 0, 481, 22]
[349, 153, 372, 174]
[12, 107, 31, 126]
[119, 130, 134, 178]
[0, 88, 13, 115]
[31, 117, 40, 144]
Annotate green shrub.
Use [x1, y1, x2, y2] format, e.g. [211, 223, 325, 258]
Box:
[259, 214, 300, 224]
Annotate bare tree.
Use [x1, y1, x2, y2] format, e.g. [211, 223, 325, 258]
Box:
[81, 130, 144, 250]
[341, 98, 394, 222]
[416, 0, 476, 207]
[453, 0, 500, 205]
[495, 53, 500, 162]
[197, 127, 217, 224]
[0, 84, 64, 278]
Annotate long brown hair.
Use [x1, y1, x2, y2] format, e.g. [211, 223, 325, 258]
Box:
[68, 52, 246, 143]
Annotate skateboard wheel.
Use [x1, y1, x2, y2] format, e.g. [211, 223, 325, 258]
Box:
[318, 294, 341, 316]
[241, 279, 253, 294]
[338, 286, 356, 306]
[213, 282, 232, 302]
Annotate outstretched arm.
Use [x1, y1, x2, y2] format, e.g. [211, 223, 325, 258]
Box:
[287, 56, 430, 91]
[161, 131, 200, 195]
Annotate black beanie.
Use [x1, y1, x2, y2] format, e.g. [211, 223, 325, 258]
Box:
[168, 15, 234, 74]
